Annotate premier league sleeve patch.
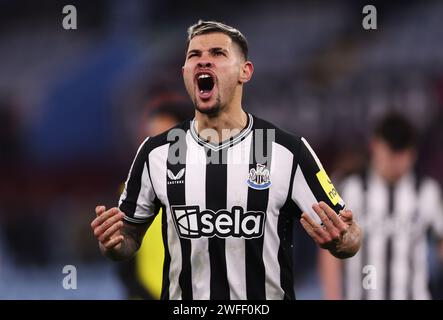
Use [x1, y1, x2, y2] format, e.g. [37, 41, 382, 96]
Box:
[316, 168, 342, 205]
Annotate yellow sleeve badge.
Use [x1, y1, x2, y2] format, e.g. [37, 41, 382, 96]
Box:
[316, 168, 342, 206]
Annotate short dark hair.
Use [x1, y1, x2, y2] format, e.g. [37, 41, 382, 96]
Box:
[373, 112, 417, 151]
[186, 20, 249, 60]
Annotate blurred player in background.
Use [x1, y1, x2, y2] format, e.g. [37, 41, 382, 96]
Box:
[118, 93, 193, 299]
[320, 112, 443, 300]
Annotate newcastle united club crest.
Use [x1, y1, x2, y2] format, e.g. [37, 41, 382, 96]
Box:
[247, 163, 271, 190]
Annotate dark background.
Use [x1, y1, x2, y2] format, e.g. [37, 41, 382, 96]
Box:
[0, 0, 442, 298]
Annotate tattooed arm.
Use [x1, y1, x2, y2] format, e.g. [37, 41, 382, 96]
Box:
[300, 202, 362, 259]
[91, 206, 150, 261]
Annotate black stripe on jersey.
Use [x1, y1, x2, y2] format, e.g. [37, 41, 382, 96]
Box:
[275, 129, 300, 300]
[278, 200, 298, 300]
[160, 205, 170, 300]
[245, 126, 272, 299]
[166, 135, 193, 300]
[407, 174, 422, 299]
[297, 139, 343, 214]
[205, 149, 230, 299]
[385, 184, 395, 300]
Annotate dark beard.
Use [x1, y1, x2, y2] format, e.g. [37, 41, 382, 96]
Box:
[194, 96, 222, 117]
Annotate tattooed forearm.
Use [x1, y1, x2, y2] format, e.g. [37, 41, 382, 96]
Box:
[100, 222, 149, 261]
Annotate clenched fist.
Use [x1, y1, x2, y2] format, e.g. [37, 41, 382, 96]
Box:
[91, 206, 125, 250]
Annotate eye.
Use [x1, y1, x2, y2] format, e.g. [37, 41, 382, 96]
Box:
[215, 51, 225, 56]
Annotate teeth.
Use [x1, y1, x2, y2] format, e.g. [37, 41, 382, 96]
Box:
[198, 74, 211, 79]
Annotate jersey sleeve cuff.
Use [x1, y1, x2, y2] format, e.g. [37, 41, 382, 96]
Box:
[123, 214, 150, 224]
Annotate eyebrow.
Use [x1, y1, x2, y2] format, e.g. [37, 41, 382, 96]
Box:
[209, 47, 227, 54]
[187, 49, 201, 57]
[187, 47, 228, 57]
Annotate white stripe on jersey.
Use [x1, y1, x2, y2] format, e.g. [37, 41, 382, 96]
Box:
[342, 177, 365, 300]
[412, 234, 430, 299]
[185, 131, 211, 300]
[292, 167, 322, 225]
[301, 137, 322, 169]
[133, 163, 157, 220]
[367, 173, 388, 300]
[149, 143, 183, 300]
[119, 137, 151, 213]
[225, 133, 252, 300]
[263, 142, 294, 299]
[392, 175, 416, 300]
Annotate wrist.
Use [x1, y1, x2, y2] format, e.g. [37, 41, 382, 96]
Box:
[329, 221, 362, 259]
[99, 241, 131, 261]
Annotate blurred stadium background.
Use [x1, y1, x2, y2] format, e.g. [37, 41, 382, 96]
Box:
[1, 0, 443, 299]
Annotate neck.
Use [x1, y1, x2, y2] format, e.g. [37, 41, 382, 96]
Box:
[194, 104, 248, 144]
[371, 164, 404, 185]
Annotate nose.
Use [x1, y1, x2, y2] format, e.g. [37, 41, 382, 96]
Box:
[197, 61, 213, 68]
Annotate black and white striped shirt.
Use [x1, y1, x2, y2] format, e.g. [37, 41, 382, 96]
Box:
[119, 113, 345, 300]
[342, 169, 443, 300]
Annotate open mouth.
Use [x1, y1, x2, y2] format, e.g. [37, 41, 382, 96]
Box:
[196, 73, 215, 98]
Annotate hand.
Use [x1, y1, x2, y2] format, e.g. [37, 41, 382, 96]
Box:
[300, 201, 354, 251]
[91, 206, 125, 250]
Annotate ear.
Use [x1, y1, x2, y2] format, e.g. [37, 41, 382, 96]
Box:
[239, 61, 254, 84]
